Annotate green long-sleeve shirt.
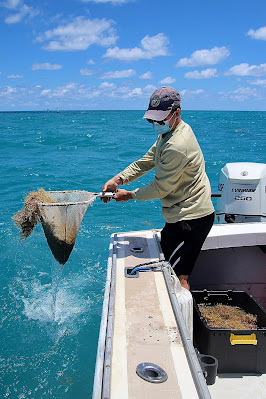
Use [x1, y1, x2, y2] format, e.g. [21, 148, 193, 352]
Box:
[119, 120, 214, 223]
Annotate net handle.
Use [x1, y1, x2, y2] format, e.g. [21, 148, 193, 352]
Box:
[38, 192, 114, 206]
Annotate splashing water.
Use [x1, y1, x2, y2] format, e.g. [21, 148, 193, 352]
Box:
[50, 261, 64, 322]
[3, 260, 98, 397]
[9, 261, 94, 343]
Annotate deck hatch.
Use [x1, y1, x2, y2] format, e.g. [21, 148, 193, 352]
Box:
[130, 246, 144, 253]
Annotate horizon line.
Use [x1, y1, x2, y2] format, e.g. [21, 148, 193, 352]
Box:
[0, 109, 265, 113]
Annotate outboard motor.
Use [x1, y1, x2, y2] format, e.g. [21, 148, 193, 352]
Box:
[216, 162, 266, 223]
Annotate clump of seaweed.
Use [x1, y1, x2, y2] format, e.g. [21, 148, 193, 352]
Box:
[198, 304, 257, 330]
[12, 189, 57, 240]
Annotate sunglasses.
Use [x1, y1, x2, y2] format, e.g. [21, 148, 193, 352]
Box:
[147, 119, 165, 125]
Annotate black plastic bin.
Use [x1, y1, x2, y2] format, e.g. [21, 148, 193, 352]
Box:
[192, 290, 266, 374]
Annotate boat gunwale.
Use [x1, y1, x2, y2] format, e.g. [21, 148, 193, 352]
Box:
[92, 233, 116, 399]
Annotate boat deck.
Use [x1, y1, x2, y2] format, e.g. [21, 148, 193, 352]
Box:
[110, 231, 203, 399]
[93, 224, 266, 399]
[208, 372, 266, 399]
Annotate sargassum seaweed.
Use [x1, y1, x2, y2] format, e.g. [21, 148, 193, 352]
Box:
[12, 189, 57, 240]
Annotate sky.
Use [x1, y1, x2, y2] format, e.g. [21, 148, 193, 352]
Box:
[0, 0, 266, 111]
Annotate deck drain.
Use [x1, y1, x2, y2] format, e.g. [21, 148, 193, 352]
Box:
[136, 362, 168, 383]
[130, 246, 144, 253]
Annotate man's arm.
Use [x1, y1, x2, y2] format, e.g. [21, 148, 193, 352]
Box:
[101, 141, 157, 202]
[118, 141, 157, 184]
[113, 149, 188, 203]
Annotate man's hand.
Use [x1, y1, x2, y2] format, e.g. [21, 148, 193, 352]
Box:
[101, 175, 123, 203]
[113, 189, 133, 202]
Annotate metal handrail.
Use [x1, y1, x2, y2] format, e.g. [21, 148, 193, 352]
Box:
[92, 234, 116, 399]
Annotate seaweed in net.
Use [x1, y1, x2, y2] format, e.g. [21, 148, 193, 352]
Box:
[13, 190, 98, 265]
[12, 189, 57, 240]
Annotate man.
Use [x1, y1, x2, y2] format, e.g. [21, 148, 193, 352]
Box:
[102, 86, 214, 290]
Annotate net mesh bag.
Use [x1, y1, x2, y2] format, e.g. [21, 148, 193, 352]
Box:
[37, 190, 97, 265]
[13, 189, 97, 265]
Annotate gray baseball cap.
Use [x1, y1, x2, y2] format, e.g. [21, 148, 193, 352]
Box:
[143, 86, 181, 121]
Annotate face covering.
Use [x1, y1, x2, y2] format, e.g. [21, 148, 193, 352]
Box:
[153, 120, 171, 135]
[153, 112, 178, 135]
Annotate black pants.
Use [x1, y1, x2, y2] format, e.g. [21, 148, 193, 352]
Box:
[160, 213, 215, 276]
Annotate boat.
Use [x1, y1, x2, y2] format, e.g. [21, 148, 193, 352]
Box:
[92, 162, 266, 399]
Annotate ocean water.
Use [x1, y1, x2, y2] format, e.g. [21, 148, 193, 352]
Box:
[0, 110, 265, 398]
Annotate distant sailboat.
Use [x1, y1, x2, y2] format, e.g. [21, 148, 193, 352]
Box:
[57, 107, 59, 113]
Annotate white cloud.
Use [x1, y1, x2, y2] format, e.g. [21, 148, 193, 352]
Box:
[177, 46, 230, 67]
[2, 0, 39, 24]
[247, 26, 266, 40]
[126, 88, 143, 97]
[159, 76, 176, 84]
[80, 68, 95, 76]
[40, 89, 52, 96]
[100, 69, 136, 79]
[36, 17, 118, 51]
[180, 89, 205, 97]
[184, 68, 218, 79]
[5, 5, 38, 23]
[144, 84, 157, 92]
[249, 79, 266, 87]
[43, 83, 87, 99]
[116, 85, 156, 98]
[7, 74, 24, 78]
[87, 59, 95, 65]
[32, 62, 62, 71]
[103, 33, 169, 61]
[38, 82, 120, 100]
[35, 82, 128, 100]
[2, 0, 21, 9]
[0, 84, 43, 103]
[226, 63, 266, 76]
[0, 85, 17, 97]
[139, 71, 153, 80]
[99, 82, 117, 90]
[219, 86, 259, 101]
[0, 82, 158, 106]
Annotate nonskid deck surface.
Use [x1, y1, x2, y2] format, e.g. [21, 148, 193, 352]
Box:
[111, 231, 200, 399]
[111, 229, 266, 399]
[208, 373, 266, 399]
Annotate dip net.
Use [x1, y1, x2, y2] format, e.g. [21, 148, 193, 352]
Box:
[13, 189, 97, 265]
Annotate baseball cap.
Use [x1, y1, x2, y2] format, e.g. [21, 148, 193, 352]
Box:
[143, 86, 181, 121]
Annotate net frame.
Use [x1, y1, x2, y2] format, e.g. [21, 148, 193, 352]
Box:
[38, 190, 98, 206]
[38, 190, 98, 265]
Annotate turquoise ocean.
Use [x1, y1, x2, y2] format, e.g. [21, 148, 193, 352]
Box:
[1, 110, 265, 398]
